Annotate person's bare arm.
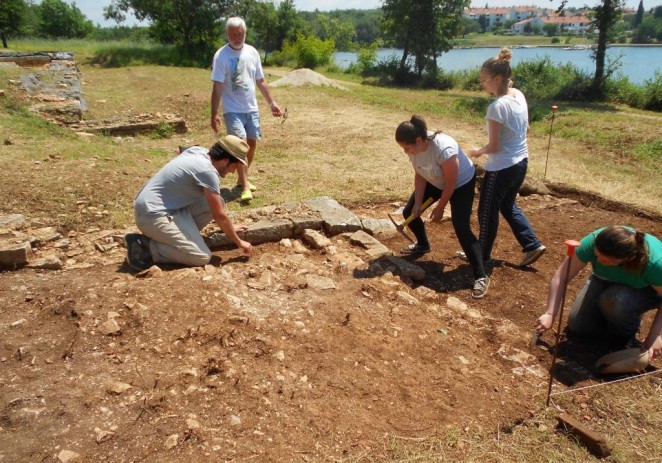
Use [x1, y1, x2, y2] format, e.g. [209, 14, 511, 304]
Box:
[256, 78, 282, 116]
[411, 173, 428, 218]
[468, 119, 502, 158]
[204, 189, 252, 254]
[430, 156, 458, 223]
[536, 255, 587, 335]
[643, 287, 662, 360]
[211, 81, 224, 133]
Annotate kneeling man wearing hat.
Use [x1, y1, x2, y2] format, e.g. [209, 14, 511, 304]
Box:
[125, 135, 253, 270]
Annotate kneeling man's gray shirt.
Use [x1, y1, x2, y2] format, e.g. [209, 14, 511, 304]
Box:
[134, 147, 220, 216]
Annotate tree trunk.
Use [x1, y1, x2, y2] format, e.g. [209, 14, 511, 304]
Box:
[2, 33, 8, 49]
[399, 43, 409, 71]
[592, 0, 620, 99]
[592, 20, 608, 98]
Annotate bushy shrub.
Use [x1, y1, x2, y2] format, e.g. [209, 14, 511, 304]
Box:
[374, 55, 417, 86]
[356, 43, 378, 76]
[293, 34, 335, 69]
[642, 71, 662, 111]
[604, 76, 645, 107]
[556, 74, 593, 101]
[421, 70, 456, 90]
[270, 43, 297, 68]
[452, 96, 490, 117]
[271, 35, 334, 69]
[456, 68, 481, 91]
[514, 58, 592, 101]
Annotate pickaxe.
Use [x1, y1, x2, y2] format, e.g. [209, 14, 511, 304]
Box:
[388, 197, 435, 244]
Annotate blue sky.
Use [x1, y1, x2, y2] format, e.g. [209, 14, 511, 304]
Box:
[66, 1, 662, 27]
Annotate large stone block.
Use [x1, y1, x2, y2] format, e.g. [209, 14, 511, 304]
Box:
[0, 241, 32, 267]
[303, 196, 361, 236]
[205, 219, 294, 248]
[0, 214, 27, 230]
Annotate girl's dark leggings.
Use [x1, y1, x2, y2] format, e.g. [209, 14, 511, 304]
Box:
[403, 174, 486, 279]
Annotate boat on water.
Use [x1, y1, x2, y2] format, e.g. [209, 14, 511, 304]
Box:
[563, 44, 591, 50]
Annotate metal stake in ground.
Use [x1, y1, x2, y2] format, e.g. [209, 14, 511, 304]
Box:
[545, 238, 580, 407]
[543, 105, 558, 181]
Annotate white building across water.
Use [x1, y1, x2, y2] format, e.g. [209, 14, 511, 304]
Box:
[463, 6, 593, 35]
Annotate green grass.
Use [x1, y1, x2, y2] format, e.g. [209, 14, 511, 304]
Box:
[3, 38, 212, 67]
[455, 32, 595, 48]
[634, 138, 662, 161]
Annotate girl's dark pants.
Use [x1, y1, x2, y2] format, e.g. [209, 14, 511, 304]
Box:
[477, 158, 542, 261]
[403, 173, 486, 279]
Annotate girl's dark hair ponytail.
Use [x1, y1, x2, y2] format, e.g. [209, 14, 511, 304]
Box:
[595, 226, 648, 274]
[395, 115, 440, 145]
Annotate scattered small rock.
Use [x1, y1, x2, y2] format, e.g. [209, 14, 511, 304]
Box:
[165, 434, 179, 449]
[302, 229, 331, 249]
[11, 318, 27, 328]
[94, 427, 114, 443]
[135, 265, 162, 278]
[99, 319, 121, 336]
[306, 275, 336, 290]
[57, 449, 81, 463]
[25, 256, 62, 270]
[397, 291, 419, 305]
[106, 381, 132, 395]
[229, 415, 242, 426]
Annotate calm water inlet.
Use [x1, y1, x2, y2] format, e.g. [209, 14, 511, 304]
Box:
[335, 46, 662, 85]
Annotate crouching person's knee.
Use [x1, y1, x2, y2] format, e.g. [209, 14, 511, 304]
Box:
[182, 249, 212, 267]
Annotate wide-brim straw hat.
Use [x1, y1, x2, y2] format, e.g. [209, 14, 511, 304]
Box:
[595, 347, 648, 374]
[218, 135, 249, 166]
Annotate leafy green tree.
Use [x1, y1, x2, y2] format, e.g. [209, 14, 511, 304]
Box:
[280, 33, 334, 69]
[477, 14, 488, 33]
[38, 0, 94, 39]
[247, 1, 278, 58]
[247, 0, 305, 62]
[353, 10, 381, 44]
[590, 0, 624, 98]
[632, 15, 662, 43]
[273, 0, 304, 49]
[104, 0, 246, 55]
[316, 14, 356, 50]
[0, 0, 27, 47]
[543, 22, 560, 36]
[634, 0, 644, 27]
[460, 16, 481, 35]
[381, 0, 469, 78]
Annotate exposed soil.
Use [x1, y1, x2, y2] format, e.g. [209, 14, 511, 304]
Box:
[1, 194, 660, 462]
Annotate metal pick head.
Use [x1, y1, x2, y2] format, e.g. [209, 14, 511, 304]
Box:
[529, 332, 539, 352]
[279, 107, 288, 124]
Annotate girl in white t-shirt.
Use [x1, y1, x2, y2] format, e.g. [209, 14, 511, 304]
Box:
[468, 48, 545, 268]
[395, 115, 489, 299]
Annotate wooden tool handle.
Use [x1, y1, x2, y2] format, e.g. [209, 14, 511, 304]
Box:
[401, 197, 435, 227]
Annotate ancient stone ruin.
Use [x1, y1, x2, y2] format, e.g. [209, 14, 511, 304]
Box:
[0, 51, 186, 136]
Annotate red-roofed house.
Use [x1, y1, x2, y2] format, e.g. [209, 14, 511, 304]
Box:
[511, 15, 593, 35]
[464, 6, 547, 30]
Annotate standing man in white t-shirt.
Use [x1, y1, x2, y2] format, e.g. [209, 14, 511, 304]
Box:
[210, 16, 282, 203]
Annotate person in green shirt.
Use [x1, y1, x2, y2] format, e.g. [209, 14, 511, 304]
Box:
[536, 226, 662, 361]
